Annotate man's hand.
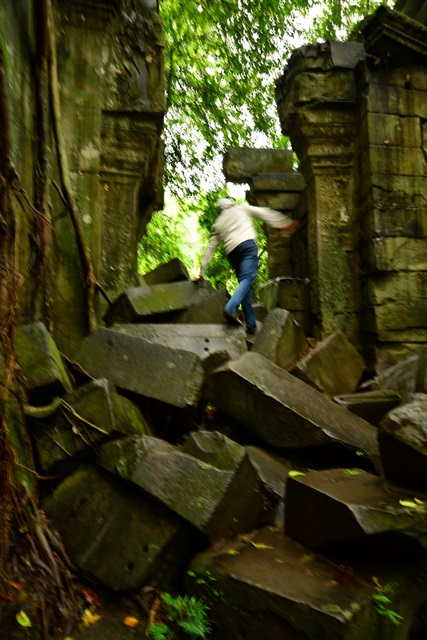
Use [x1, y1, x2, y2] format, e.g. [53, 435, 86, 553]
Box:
[277, 220, 302, 237]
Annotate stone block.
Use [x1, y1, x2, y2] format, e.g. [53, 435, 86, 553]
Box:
[250, 173, 306, 192]
[286, 69, 357, 109]
[97, 432, 263, 541]
[204, 352, 378, 458]
[366, 83, 427, 118]
[33, 378, 152, 473]
[370, 346, 427, 399]
[361, 113, 422, 148]
[294, 331, 365, 397]
[252, 308, 308, 370]
[173, 287, 231, 324]
[372, 342, 426, 375]
[245, 446, 301, 526]
[14, 322, 73, 406]
[333, 390, 401, 426]
[75, 327, 205, 409]
[379, 393, 427, 490]
[366, 237, 427, 271]
[285, 467, 427, 552]
[366, 63, 427, 91]
[365, 145, 425, 176]
[223, 148, 293, 183]
[260, 278, 310, 312]
[371, 174, 427, 199]
[111, 322, 247, 362]
[364, 204, 427, 238]
[44, 464, 189, 591]
[250, 192, 300, 210]
[103, 281, 211, 325]
[187, 526, 426, 640]
[365, 300, 427, 332]
[362, 5, 427, 60]
[139, 258, 190, 285]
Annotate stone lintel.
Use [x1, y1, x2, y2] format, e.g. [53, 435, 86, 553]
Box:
[249, 173, 305, 192]
[223, 148, 293, 183]
[250, 193, 300, 211]
[362, 5, 427, 61]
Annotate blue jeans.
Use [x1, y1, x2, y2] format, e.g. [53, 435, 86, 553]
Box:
[224, 239, 259, 333]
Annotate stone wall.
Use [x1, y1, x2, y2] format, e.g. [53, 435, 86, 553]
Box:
[1, 0, 165, 356]
[275, 6, 427, 371]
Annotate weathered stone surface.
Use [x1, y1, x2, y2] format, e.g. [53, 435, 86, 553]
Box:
[362, 5, 427, 60]
[367, 237, 427, 272]
[103, 281, 210, 326]
[250, 192, 300, 210]
[75, 327, 205, 409]
[139, 258, 190, 285]
[363, 299, 427, 332]
[371, 346, 427, 399]
[366, 272, 427, 305]
[14, 322, 72, 405]
[294, 331, 366, 397]
[111, 322, 247, 362]
[245, 446, 301, 525]
[44, 464, 188, 591]
[364, 200, 427, 239]
[379, 393, 427, 490]
[0, 346, 36, 491]
[223, 148, 293, 183]
[33, 378, 152, 473]
[364, 145, 426, 176]
[286, 467, 427, 552]
[250, 173, 305, 192]
[260, 277, 311, 312]
[204, 352, 378, 458]
[361, 113, 422, 148]
[333, 390, 401, 426]
[366, 82, 427, 119]
[76, 618, 141, 640]
[173, 287, 231, 325]
[394, 0, 427, 25]
[252, 308, 308, 370]
[97, 433, 263, 541]
[187, 526, 424, 640]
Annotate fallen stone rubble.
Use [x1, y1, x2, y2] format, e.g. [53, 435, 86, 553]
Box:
[13, 261, 427, 639]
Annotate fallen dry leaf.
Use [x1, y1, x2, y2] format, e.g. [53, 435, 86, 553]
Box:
[124, 616, 140, 628]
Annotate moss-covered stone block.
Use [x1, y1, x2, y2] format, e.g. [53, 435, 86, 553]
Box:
[14, 322, 73, 405]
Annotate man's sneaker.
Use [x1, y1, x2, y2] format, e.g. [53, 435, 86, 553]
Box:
[223, 311, 244, 327]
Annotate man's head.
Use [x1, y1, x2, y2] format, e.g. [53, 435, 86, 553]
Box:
[216, 198, 235, 211]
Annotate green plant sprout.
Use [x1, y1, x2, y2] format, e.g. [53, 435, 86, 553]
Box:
[146, 592, 211, 639]
[372, 592, 404, 625]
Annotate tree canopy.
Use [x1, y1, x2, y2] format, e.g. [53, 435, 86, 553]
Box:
[159, 0, 392, 198]
[139, 0, 392, 286]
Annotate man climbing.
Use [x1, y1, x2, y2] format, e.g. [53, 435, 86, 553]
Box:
[197, 198, 301, 335]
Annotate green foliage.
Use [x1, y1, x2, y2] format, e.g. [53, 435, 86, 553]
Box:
[140, 0, 394, 293]
[146, 593, 211, 640]
[159, 0, 393, 198]
[137, 197, 200, 276]
[160, 0, 310, 196]
[372, 592, 404, 625]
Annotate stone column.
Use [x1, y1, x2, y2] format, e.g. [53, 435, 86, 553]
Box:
[276, 40, 365, 342]
[53, 0, 165, 354]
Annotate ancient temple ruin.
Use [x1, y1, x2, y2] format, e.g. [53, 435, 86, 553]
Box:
[2, 2, 427, 639]
[226, 2, 427, 375]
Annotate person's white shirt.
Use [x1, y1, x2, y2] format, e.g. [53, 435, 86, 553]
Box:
[199, 202, 292, 277]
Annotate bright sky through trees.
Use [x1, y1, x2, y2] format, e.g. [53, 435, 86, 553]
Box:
[139, 0, 393, 282]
